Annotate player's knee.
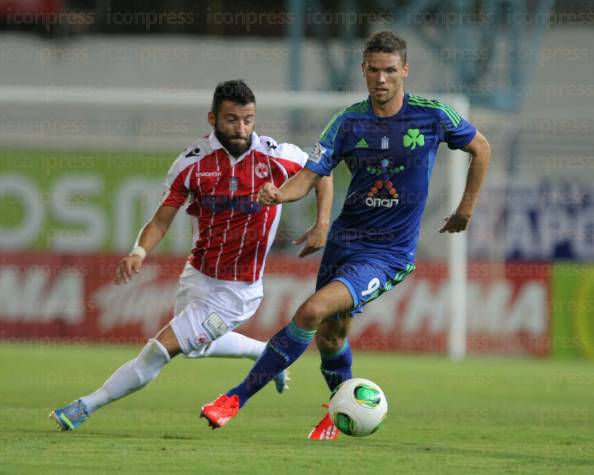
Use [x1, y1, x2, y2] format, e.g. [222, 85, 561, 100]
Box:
[155, 324, 182, 358]
[295, 300, 327, 330]
[136, 338, 171, 385]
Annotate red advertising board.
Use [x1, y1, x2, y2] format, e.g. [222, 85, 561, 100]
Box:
[0, 252, 550, 356]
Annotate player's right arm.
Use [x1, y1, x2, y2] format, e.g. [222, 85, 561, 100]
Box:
[116, 143, 197, 284]
[115, 205, 179, 285]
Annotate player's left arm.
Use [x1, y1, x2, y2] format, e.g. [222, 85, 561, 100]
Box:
[439, 130, 491, 233]
[257, 139, 334, 256]
[293, 174, 334, 257]
[259, 167, 321, 205]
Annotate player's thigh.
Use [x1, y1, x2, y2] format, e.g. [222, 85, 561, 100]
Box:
[315, 240, 352, 291]
[337, 258, 415, 311]
[315, 313, 352, 352]
[295, 281, 354, 330]
[173, 262, 208, 315]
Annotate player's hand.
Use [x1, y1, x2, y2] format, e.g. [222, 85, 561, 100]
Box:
[115, 254, 144, 284]
[258, 182, 282, 206]
[439, 212, 471, 233]
[293, 224, 329, 258]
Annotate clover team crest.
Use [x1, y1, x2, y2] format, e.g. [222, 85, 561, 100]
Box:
[403, 128, 425, 150]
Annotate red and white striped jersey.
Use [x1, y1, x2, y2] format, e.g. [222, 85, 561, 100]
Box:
[162, 131, 307, 282]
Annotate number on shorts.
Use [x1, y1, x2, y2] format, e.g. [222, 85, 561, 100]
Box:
[361, 277, 380, 297]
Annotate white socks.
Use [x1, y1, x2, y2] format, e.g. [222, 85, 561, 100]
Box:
[80, 339, 171, 414]
[79, 333, 265, 415]
[202, 331, 265, 361]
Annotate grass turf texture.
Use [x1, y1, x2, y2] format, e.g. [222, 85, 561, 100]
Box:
[1, 343, 593, 474]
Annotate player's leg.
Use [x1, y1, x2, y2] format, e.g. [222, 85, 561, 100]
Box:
[308, 241, 354, 391]
[201, 280, 353, 427]
[50, 324, 180, 431]
[307, 314, 353, 440]
[194, 332, 290, 393]
[312, 258, 416, 395]
[201, 332, 264, 360]
[309, 259, 416, 438]
[229, 280, 353, 401]
[80, 324, 179, 412]
[316, 314, 353, 391]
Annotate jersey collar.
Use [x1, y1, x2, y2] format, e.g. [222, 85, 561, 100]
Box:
[368, 92, 409, 119]
[208, 131, 259, 164]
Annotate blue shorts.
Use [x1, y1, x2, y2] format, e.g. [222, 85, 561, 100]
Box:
[316, 240, 415, 316]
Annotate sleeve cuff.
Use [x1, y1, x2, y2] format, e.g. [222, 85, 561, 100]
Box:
[447, 128, 477, 150]
[305, 160, 331, 177]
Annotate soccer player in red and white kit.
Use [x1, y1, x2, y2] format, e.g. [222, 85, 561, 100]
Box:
[50, 80, 333, 431]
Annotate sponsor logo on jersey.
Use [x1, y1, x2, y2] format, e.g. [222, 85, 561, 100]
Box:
[196, 171, 222, 177]
[365, 158, 401, 208]
[365, 196, 399, 208]
[365, 180, 399, 208]
[255, 162, 269, 179]
[198, 195, 261, 214]
[367, 161, 404, 177]
[381, 136, 389, 150]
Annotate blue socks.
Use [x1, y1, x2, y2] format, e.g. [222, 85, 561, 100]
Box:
[227, 320, 315, 407]
[226, 322, 353, 406]
[320, 340, 353, 391]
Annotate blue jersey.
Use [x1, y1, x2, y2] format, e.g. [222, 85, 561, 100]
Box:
[306, 93, 476, 268]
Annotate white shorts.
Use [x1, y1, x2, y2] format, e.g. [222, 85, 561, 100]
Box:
[170, 262, 263, 357]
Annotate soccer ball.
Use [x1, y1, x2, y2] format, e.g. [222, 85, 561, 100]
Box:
[328, 378, 388, 437]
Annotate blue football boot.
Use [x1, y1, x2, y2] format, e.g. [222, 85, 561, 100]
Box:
[50, 400, 89, 431]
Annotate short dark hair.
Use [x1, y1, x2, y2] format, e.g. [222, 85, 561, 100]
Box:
[363, 31, 407, 64]
[211, 79, 256, 114]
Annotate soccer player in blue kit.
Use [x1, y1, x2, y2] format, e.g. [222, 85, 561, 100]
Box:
[201, 31, 491, 438]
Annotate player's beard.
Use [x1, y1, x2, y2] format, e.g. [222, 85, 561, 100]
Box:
[215, 127, 252, 158]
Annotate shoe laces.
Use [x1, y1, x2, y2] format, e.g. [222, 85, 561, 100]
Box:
[65, 400, 88, 420]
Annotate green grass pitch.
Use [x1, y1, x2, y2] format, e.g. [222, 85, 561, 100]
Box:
[1, 343, 593, 474]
